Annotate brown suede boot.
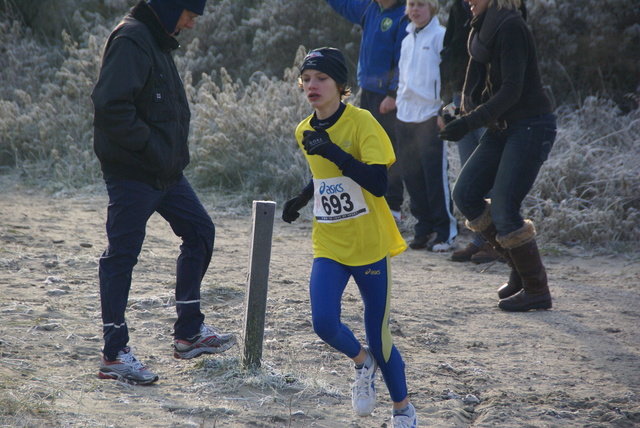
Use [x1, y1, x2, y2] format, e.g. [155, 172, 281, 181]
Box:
[450, 242, 482, 262]
[481, 227, 522, 300]
[466, 202, 522, 300]
[470, 243, 503, 264]
[496, 221, 552, 312]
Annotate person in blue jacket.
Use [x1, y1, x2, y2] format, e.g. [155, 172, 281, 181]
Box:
[323, 0, 409, 223]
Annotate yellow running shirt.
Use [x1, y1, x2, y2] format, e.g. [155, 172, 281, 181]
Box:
[295, 103, 407, 266]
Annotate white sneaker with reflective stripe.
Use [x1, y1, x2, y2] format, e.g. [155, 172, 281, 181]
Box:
[174, 324, 236, 359]
[98, 347, 158, 385]
[351, 346, 377, 416]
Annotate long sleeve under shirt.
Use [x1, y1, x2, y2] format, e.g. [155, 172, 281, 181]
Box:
[298, 102, 388, 199]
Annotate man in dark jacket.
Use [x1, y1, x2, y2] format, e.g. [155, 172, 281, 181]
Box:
[91, 0, 234, 385]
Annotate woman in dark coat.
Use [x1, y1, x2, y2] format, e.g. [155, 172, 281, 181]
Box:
[439, 0, 556, 312]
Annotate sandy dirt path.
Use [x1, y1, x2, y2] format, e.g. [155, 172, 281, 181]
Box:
[1, 179, 639, 427]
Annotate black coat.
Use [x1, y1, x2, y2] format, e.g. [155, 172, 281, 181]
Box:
[440, 0, 528, 107]
[91, 1, 190, 189]
[439, 0, 472, 105]
[461, 5, 551, 131]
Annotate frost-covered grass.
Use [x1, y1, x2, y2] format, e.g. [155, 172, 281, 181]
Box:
[1, 7, 638, 253]
[528, 98, 640, 251]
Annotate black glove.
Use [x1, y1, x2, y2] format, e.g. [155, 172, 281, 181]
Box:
[302, 128, 333, 156]
[442, 106, 460, 125]
[438, 117, 469, 142]
[282, 193, 312, 223]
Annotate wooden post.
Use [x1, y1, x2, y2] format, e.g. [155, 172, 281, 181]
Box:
[241, 201, 276, 369]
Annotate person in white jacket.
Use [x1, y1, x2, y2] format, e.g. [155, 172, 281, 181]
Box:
[395, 0, 458, 252]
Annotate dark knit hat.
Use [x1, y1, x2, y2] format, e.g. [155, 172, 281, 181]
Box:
[172, 0, 207, 14]
[300, 47, 348, 86]
[148, 0, 207, 33]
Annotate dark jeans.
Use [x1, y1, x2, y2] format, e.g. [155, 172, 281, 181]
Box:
[452, 93, 486, 167]
[456, 127, 486, 247]
[452, 113, 556, 236]
[396, 117, 458, 242]
[99, 175, 215, 360]
[457, 127, 485, 167]
[360, 89, 404, 212]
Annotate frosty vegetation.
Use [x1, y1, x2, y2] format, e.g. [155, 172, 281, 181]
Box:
[0, 0, 639, 252]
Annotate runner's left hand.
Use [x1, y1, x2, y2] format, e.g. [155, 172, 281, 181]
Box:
[302, 129, 332, 156]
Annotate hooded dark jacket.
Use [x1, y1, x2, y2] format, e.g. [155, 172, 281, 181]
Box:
[91, 1, 190, 189]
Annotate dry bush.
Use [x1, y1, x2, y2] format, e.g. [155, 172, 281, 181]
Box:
[1, 5, 639, 253]
[525, 0, 639, 106]
[0, 0, 128, 40]
[0, 9, 109, 188]
[185, 46, 314, 203]
[526, 98, 640, 252]
[175, 0, 361, 89]
[7, 0, 640, 107]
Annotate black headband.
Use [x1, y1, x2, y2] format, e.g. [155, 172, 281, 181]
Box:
[300, 47, 348, 86]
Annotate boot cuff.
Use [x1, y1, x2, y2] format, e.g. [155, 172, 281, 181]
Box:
[496, 220, 536, 249]
[465, 200, 492, 232]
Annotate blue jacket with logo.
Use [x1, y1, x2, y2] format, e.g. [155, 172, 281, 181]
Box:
[325, 0, 408, 96]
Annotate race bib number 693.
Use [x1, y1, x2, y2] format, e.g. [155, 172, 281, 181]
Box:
[313, 176, 369, 223]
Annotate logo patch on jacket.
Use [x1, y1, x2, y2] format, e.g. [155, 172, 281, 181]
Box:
[380, 17, 393, 31]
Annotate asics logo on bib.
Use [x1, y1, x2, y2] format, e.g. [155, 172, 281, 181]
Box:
[318, 181, 344, 195]
[313, 176, 369, 223]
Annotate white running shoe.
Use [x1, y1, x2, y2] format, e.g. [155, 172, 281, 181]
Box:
[174, 324, 236, 359]
[98, 347, 158, 385]
[352, 346, 377, 416]
[392, 403, 418, 427]
[430, 241, 453, 253]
